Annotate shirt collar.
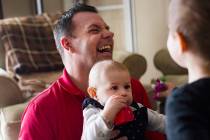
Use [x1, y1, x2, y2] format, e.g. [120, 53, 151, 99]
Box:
[58, 68, 86, 99]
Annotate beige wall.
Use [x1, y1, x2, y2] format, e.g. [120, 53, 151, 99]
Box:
[63, 0, 72, 10]
[133, 0, 169, 84]
[2, 0, 34, 18]
[43, 0, 63, 14]
[2, 0, 63, 18]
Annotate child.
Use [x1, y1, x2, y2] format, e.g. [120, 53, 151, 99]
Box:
[166, 0, 210, 140]
[82, 60, 165, 140]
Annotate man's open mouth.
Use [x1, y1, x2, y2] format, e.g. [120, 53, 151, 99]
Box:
[97, 45, 112, 53]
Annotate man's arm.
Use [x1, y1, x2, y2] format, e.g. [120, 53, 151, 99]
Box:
[19, 103, 54, 140]
[131, 78, 151, 108]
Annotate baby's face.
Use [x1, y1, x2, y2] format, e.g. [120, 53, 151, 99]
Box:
[96, 69, 133, 105]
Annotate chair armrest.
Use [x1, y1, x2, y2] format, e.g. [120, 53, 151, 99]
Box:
[113, 51, 147, 79]
[0, 75, 24, 108]
[0, 102, 28, 140]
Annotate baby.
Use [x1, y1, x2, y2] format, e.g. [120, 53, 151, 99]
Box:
[82, 60, 165, 140]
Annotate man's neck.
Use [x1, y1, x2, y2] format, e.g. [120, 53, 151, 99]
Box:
[66, 66, 89, 95]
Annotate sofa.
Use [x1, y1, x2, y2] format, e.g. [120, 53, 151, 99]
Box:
[0, 12, 148, 140]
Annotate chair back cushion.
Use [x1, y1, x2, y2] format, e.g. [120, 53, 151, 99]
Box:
[154, 49, 187, 75]
[0, 13, 63, 75]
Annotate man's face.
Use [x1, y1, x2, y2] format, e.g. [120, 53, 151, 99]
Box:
[96, 69, 133, 106]
[70, 12, 114, 69]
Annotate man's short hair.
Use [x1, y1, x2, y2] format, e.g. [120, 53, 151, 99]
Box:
[169, 0, 210, 60]
[53, 3, 98, 57]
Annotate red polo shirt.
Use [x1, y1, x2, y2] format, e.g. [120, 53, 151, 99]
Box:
[19, 69, 165, 140]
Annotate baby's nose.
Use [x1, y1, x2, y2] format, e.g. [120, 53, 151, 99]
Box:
[120, 93, 127, 97]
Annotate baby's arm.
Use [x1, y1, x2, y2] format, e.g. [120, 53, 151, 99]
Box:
[137, 103, 165, 133]
[82, 104, 113, 140]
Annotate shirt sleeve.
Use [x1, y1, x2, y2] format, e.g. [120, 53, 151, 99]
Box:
[82, 105, 113, 140]
[147, 108, 165, 133]
[137, 103, 165, 133]
[166, 92, 209, 140]
[131, 78, 166, 140]
[19, 102, 54, 140]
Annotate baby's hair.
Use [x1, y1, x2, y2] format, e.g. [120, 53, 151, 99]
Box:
[169, 0, 210, 61]
[89, 60, 129, 88]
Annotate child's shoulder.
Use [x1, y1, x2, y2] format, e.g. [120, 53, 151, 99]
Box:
[171, 77, 210, 101]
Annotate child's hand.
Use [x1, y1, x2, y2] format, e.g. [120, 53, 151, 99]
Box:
[102, 94, 128, 124]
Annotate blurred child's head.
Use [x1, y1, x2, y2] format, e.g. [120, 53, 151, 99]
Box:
[88, 60, 133, 106]
[167, 0, 210, 67]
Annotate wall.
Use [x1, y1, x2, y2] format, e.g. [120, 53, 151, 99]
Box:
[2, 0, 34, 18]
[133, 0, 169, 84]
[1, 0, 63, 18]
[43, 0, 63, 14]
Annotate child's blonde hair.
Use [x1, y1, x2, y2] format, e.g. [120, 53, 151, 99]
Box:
[89, 60, 129, 88]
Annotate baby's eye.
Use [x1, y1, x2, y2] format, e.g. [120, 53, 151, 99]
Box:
[124, 84, 131, 90]
[111, 86, 118, 90]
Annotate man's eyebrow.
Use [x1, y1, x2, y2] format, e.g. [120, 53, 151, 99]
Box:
[87, 24, 110, 30]
[88, 24, 100, 29]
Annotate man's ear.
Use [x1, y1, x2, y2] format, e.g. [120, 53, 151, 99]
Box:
[87, 87, 97, 98]
[60, 36, 75, 53]
[176, 32, 188, 52]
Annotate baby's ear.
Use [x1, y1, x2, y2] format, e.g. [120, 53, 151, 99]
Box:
[87, 87, 97, 98]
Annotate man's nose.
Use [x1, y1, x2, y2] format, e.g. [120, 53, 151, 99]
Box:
[102, 30, 114, 39]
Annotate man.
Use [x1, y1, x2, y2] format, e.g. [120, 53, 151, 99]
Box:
[19, 3, 164, 140]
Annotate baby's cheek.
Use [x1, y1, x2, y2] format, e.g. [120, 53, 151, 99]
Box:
[127, 95, 133, 105]
[101, 96, 110, 105]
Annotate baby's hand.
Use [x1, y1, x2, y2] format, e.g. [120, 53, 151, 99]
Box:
[102, 95, 127, 124]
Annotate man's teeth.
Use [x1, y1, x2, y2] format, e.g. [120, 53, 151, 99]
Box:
[98, 45, 111, 51]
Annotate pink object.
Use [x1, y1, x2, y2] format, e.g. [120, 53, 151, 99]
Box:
[114, 106, 134, 125]
[153, 79, 168, 99]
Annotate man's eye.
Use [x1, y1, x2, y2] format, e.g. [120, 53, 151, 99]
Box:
[124, 85, 131, 90]
[89, 28, 100, 33]
[111, 86, 118, 90]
